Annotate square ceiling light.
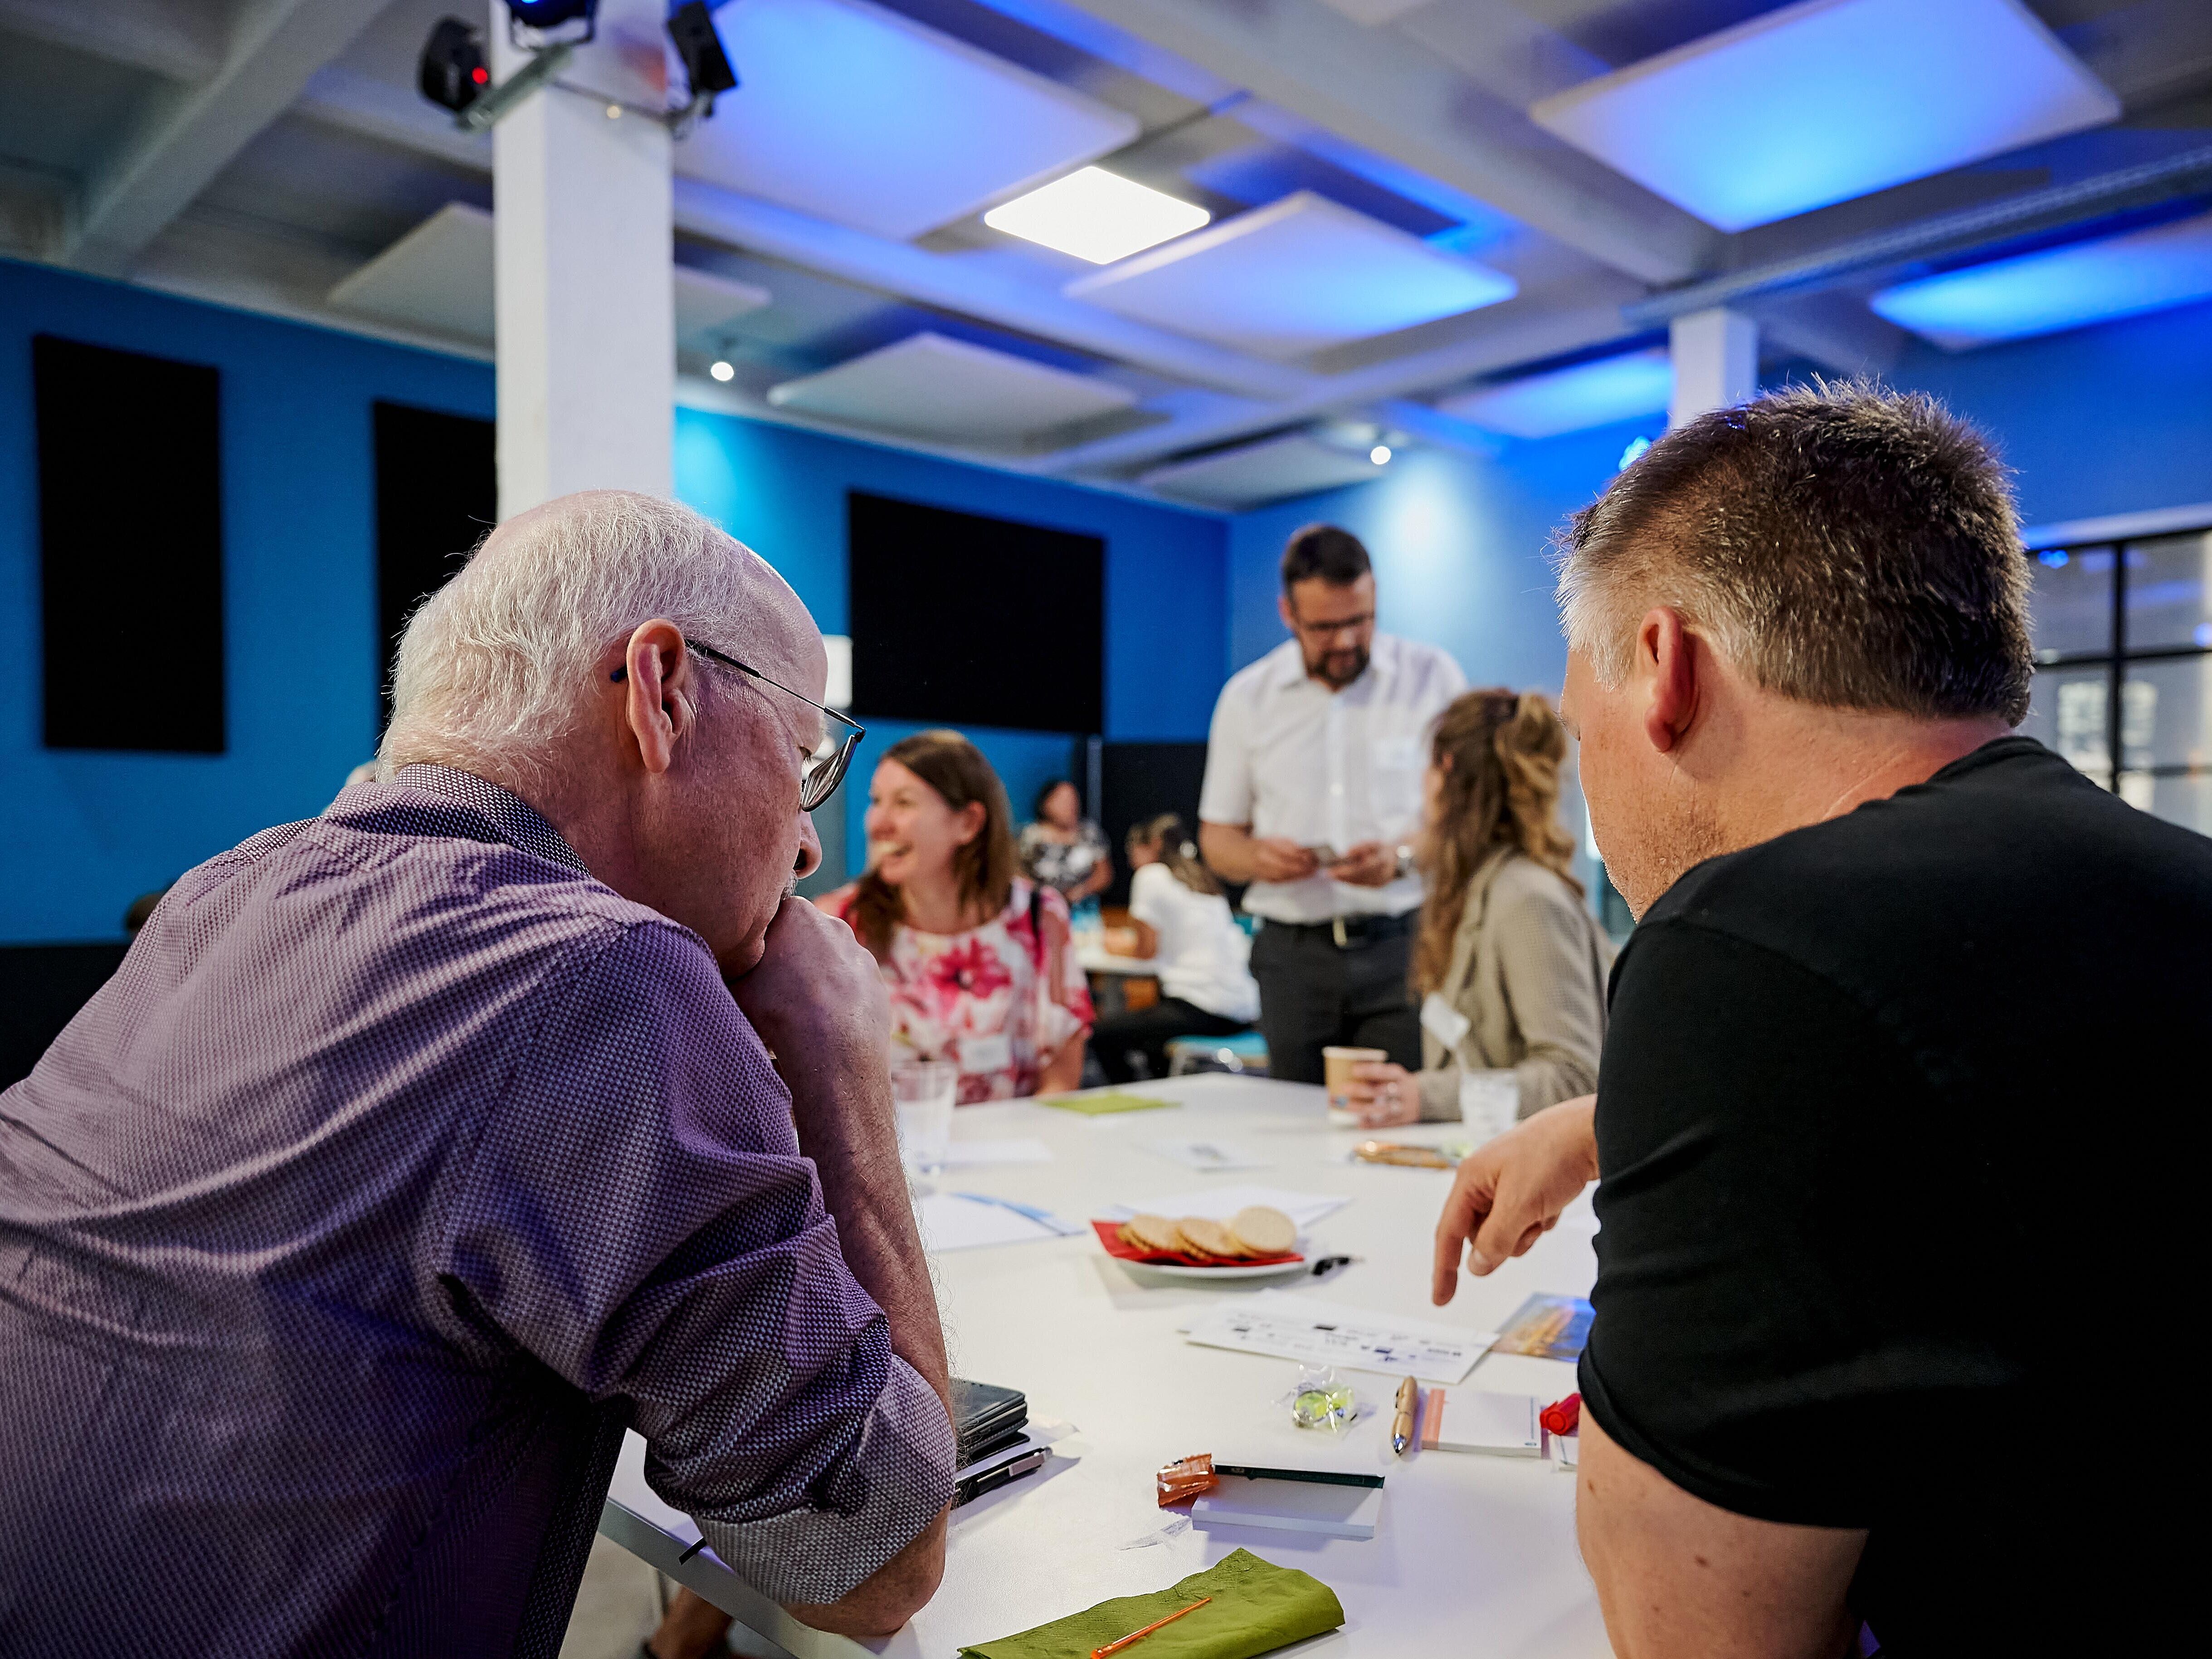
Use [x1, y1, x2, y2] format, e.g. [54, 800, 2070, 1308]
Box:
[984, 166, 1209, 265]
[1870, 211, 2212, 350]
[1437, 348, 1672, 439]
[1067, 192, 1515, 360]
[675, 0, 1138, 242]
[766, 332, 1137, 447]
[1140, 430, 1390, 508]
[1529, 0, 2119, 232]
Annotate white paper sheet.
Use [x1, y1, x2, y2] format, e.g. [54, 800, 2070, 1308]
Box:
[1182, 1289, 1496, 1384]
[941, 1138, 1053, 1167]
[915, 1191, 1080, 1252]
[1141, 1138, 1272, 1172]
[1103, 1184, 1348, 1229]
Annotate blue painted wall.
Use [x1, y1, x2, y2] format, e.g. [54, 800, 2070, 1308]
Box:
[0, 258, 495, 945]
[0, 259, 1227, 941]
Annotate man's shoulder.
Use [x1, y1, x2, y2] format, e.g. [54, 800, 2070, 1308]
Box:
[1373, 632, 1462, 681]
[1217, 641, 1303, 705]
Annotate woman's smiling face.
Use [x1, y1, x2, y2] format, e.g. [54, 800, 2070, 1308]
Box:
[864, 758, 981, 889]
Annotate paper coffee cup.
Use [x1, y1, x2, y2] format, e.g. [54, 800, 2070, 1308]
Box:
[1322, 1045, 1389, 1111]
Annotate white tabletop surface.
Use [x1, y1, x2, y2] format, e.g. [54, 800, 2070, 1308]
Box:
[602, 1073, 1608, 1658]
[1075, 942, 1160, 976]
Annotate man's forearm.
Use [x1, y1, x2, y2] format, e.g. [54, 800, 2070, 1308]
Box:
[791, 1060, 949, 1407]
[1199, 820, 1257, 884]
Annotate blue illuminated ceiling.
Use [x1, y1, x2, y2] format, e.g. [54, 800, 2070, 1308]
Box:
[1438, 349, 1674, 439]
[1530, 0, 2121, 231]
[1871, 211, 2212, 350]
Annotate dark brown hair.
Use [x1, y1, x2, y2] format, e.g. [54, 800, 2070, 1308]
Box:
[1126, 813, 1222, 898]
[1281, 523, 1371, 591]
[1412, 689, 1581, 995]
[847, 729, 1018, 958]
[1557, 380, 2032, 724]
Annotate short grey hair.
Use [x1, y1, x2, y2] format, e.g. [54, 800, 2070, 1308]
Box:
[379, 490, 758, 792]
[1556, 381, 2031, 724]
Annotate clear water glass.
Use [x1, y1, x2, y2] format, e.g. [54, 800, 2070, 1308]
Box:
[892, 1059, 957, 1176]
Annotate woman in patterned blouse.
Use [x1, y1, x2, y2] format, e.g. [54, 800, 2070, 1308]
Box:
[1017, 778, 1113, 904]
[819, 731, 1094, 1103]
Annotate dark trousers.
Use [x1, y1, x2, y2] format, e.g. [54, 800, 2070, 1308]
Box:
[1092, 996, 1248, 1084]
[1249, 919, 1421, 1085]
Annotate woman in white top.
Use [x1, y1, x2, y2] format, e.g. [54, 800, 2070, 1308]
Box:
[1091, 815, 1261, 1084]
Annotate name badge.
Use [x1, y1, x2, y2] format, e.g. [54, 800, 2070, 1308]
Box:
[1420, 991, 1470, 1050]
[958, 1032, 1012, 1075]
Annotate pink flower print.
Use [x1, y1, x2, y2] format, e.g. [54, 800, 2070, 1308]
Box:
[927, 937, 1011, 1002]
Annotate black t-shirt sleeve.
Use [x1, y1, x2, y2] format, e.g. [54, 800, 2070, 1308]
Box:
[1579, 917, 1976, 1529]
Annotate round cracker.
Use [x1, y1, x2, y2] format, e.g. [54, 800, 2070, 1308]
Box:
[1229, 1205, 1297, 1256]
[1178, 1216, 1244, 1260]
[1121, 1213, 1185, 1254]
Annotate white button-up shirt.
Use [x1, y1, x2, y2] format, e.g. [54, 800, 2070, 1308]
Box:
[1199, 634, 1467, 924]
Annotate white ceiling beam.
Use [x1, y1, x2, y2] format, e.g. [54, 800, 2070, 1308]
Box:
[1044, 0, 1713, 286]
[1041, 284, 1643, 476]
[1751, 291, 1908, 378]
[0, 0, 226, 83]
[64, 0, 387, 275]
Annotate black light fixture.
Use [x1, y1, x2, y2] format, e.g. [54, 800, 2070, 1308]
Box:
[418, 18, 489, 115]
[667, 1, 739, 104]
[505, 0, 598, 45]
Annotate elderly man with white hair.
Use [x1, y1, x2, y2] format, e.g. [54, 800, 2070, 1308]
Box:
[0, 492, 953, 1656]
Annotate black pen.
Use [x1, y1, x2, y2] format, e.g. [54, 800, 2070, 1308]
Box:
[1213, 1464, 1384, 1489]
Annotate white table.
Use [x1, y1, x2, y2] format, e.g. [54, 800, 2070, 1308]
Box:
[1075, 942, 1160, 976]
[600, 1074, 1608, 1657]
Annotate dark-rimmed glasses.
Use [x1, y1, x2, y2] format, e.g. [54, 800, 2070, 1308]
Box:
[686, 637, 865, 811]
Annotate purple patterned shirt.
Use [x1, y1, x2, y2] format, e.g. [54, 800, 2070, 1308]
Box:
[0, 766, 953, 1657]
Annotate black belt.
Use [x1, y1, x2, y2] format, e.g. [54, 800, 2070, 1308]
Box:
[1265, 910, 1416, 948]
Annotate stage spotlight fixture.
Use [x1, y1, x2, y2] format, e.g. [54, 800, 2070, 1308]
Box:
[667, 1, 739, 104]
[709, 359, 736, 382]
[505, 0, 597, 46]
[419, 18, 489, 114]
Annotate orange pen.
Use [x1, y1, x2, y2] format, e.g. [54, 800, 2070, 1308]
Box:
[1089, 1594, 1212, 1659]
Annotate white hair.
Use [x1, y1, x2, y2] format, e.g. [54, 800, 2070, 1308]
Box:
[378, 490, 758, 793]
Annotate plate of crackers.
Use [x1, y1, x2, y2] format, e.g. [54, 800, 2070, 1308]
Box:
[1091, 1204, 1308, 1278]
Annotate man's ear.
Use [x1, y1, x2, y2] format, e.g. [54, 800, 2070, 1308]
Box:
[1638, 607, 1700, 756]
[1277, 592, 1296, 634]
[617, 619, 696, 776]
[951, 800, 987, 848]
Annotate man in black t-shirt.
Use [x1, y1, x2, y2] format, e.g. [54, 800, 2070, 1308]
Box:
[1431, 384, 2209, 1657]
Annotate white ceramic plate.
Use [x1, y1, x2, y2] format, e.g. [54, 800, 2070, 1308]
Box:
[1130, 1256, 1312, 1281]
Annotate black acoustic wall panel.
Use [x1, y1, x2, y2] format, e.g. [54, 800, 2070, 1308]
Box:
[1098, 740, 1215, 908]
[374, 401, 497, 724]
[35, 335, 224, 752]
[848, 491, 1104, 734]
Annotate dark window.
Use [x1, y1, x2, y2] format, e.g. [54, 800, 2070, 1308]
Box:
[2022, 529, 2212, 836]
[848, 491, 1103, 734]
[35, 335, 224, 753]
[374, 401, 497, 727]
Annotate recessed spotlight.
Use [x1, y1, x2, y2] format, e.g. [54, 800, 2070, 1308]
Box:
[1618, 435, 1653, 470]
[1369, 445, 1392, 466]
[708, 359, 735, 382]
[984, 166, 1209, 265]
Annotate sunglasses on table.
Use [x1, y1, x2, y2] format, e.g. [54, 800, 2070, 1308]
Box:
[613, 637, 864, 811]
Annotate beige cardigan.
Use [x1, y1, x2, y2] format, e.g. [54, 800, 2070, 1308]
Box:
[1414, 849, 1616, 1122]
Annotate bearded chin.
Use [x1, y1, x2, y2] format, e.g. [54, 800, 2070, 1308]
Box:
[1316, 647, 1369, 688]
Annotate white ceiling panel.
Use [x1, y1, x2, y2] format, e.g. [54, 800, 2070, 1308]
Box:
[1140, 430, 1389, 507]
[327, 201, 493, 341]
[674, 0, 1140, 242]
[1438, 347, 1672, 438]
[1529, 0, 2120, 232]
[1065, 192, 1515, 360]
[329, 205, 770, 348]
[765, 331, 1137, 446]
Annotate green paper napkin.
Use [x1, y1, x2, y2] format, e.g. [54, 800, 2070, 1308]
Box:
[958, 1548, 1344, 1659]
[1035, 1090, 1179, 1116]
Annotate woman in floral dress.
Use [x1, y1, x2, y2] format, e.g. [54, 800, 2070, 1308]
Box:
[818, 730, 1093, 1103]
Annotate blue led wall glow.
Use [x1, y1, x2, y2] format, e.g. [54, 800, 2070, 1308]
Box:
[1871, 212, 2212, 350]
[1530, 0, 2119, 231]
[1438, 349, 1672, 440]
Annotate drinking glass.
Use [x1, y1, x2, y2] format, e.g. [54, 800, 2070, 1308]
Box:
[1458, 1069, 1520, 1145]
[892, 1060, 958, 1177]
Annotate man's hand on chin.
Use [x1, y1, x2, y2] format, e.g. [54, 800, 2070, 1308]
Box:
[726, 896, 892, 1093]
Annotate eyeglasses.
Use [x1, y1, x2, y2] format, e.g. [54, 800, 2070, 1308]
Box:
[1287, 607, 1374, 641]
[685, 637, 866, 811]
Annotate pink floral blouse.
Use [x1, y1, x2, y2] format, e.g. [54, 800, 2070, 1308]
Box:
[821, 878, 1095, 1104]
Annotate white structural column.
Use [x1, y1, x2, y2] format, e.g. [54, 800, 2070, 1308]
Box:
[491, 0, 674, 517]
[1667, 307, 1759, 429]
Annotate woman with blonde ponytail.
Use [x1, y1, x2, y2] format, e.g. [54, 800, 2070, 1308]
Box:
[1340, 689, 1613, 1127]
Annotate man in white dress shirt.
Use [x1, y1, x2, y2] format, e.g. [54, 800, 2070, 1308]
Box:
[1198, 525, 1467, 1083]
